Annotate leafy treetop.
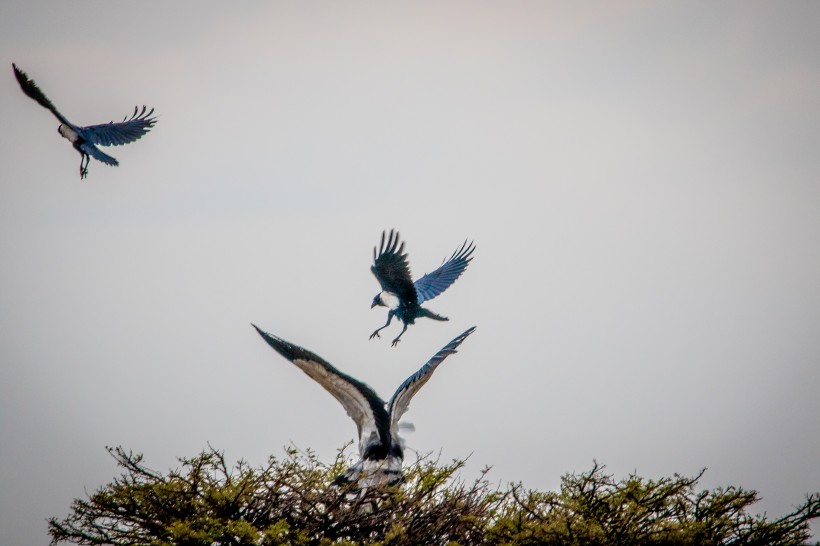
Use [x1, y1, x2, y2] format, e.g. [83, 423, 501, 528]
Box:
[49, 445, 820, 546]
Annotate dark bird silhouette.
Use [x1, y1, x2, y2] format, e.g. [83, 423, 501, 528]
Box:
[370, 230, 475, 346]
[252, 324, 475, 487]
[12, 63, 157, 179]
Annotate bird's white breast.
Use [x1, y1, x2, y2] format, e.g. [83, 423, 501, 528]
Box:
[379, 291, 401, 310]
[58, 124, 79, 143]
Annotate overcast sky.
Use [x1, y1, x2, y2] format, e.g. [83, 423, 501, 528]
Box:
[2, 2, 819, 544]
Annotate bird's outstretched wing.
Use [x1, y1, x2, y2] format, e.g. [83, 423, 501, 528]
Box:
[252, 324, 391, 447]
[414, 240, 475, 305]
[12, 63, 72, 126]
[79, 106, 157, 147]
[371, 230, 418, 304]
[387, 327, 475, 437]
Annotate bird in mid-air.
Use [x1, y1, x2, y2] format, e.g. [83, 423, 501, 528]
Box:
[12, 63, 157, 179]
[370, 229, 475, 346]
[252, 324, 475, 488]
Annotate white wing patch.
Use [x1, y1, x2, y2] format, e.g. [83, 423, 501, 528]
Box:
[379, 291, 401, 310]
[58, 124, 80, 143]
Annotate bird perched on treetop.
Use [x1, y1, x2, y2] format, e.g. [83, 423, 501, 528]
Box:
[12, 63, 157, 179]
[252, 324, 475, 488]
[370, 230, 475, 346]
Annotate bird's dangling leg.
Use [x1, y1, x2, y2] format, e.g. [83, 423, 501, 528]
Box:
[369, 311, 394, 340]
[391, 324, 408, 347]
[79, 153, 89, 179]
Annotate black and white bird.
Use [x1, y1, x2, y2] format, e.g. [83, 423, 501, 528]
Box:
[12, 63, 157, 179]
[370, 230, 475, 346]
[252, 324, 475, 487]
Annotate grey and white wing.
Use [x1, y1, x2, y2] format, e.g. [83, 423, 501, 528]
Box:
[387, 327, 476, 437]
[252, 325, 390, 451]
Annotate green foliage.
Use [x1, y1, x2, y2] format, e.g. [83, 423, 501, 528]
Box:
[49, 447, 819, 546]
[488, 462, 819, 546]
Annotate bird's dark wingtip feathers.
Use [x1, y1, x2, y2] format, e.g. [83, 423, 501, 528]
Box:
[458, 326, 477, 340]
[449, 326, 477, 350]
[251, 323, 287, 355]
[252, 324, 320, 364]
[251, 323, 273, 342]
[391, 230, 401, 254]
[375, 228, 406, 261]
[447, 327, 475, 355]
[12, 63, 28, 85]
[122, 105, 158, 124]
[454, 239, 476, 262]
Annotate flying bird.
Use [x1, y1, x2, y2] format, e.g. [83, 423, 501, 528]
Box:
[370, 230, 475, 346]
[252, 324, 475, 488]
[12, 63, 157, 179]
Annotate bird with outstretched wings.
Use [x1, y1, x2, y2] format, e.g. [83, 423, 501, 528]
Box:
[370, 229, 475, 346]
[12, 63, 157, 179]
[252, 324, 475, 487]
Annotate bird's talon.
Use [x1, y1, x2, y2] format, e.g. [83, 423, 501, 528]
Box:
[369, 332, 380, 340]
[391, 339, 401, 347]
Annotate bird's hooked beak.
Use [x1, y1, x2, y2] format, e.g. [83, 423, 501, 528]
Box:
[371, 295, 380, 308]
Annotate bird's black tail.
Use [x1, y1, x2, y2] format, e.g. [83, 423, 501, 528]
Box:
[418, 308, 448, 322]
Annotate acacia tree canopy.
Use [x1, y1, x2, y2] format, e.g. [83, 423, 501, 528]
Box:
[48, 445, 820, 546]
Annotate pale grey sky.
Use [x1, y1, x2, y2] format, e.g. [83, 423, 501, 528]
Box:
[2, 2, 819, 544]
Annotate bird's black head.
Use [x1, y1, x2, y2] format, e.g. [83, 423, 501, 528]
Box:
[371, 294, 382, 308]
